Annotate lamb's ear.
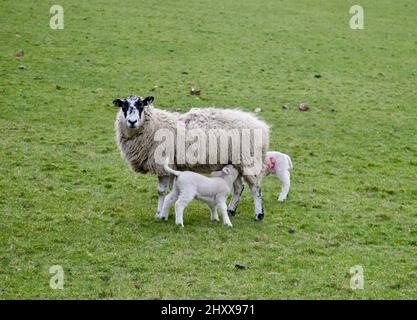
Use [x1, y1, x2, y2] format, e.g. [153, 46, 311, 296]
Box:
[222, 167, 231, 175]
[113, 99, 124, 107]
[211, 170, 224, 177]
[143, 96, 154, 106]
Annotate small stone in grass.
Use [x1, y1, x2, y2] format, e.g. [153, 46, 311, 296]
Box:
[298, 102, 309, 111]
[331, 108, 337, 113]
[254, 107, 262, 113]
[235, 264, 248, 270]
[15, 49, 24, 57]
[190, 87, 201, 95]
[288, 228, 295, 234]
[18, 65, 26, 69]
[282, 104, 289, 110]
[314, 73, 322, 79]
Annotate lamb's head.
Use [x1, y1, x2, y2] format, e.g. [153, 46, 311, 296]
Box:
[113, 95, 154, 129]
[211, 165, 239, 184]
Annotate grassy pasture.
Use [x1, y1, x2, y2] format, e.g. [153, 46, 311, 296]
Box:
[0, 0, 416, 299]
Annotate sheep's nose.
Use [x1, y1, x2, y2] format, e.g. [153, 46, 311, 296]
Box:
[128, 119, 137, 125]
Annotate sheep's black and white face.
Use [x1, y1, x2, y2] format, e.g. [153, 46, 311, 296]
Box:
[113, 95, 154, 129]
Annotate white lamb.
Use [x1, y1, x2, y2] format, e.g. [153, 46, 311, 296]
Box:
[265, 151, 293, 202]
[160, 158, 239, 227]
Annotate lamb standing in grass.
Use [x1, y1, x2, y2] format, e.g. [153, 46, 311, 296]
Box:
[113, 95, 270, 221]
[266, 151, 293, 202]
[161, 158, 239, 227]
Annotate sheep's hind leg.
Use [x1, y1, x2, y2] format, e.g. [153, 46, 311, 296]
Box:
[227, 176, 244, 216]
[156, 176, 170, 219]
[244, 175, 265, 221]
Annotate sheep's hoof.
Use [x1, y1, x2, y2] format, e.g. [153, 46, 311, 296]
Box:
[255, 213, 264, 221]
[225, 223, 233, 227]
[278, 198, 285, 202]
[211, 218, 220, 222]
[228, 209, 237, 216]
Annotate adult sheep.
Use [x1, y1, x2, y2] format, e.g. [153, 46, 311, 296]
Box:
[112, 95, 270, 221]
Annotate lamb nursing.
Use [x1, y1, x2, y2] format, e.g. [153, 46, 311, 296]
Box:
[161, 158, 239, 227]
[113, 95, 270, 221]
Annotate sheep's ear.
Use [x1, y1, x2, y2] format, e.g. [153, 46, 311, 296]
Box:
[113, 99, 124, 107]
[222, 167, 231, 175]
[143, 96, 154, 106]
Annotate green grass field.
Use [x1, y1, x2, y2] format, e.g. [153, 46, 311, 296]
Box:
[1, 0, 416, 299]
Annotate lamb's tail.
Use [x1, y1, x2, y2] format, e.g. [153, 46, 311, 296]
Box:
[286, 154, 293, 170]
[164, 157, 180, 176]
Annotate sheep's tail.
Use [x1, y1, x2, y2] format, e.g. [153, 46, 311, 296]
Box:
[286, 154, 293, 170]
[164, 157, 180, 176]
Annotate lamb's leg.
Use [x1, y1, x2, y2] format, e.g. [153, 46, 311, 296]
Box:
[218, 201, 233, 227]
[160, 187, 179, 220]
[156, 175, 170, 218]
[227, 176, 244, 216]
[174, 194, 193, 227]
[209, 204, 219, 222]
[244, 175, 265, 221]
[277, 170, 290, 202]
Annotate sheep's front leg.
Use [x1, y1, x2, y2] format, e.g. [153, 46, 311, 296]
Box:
[156, 175, 170, 219]
[227, 176, 244, 216]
